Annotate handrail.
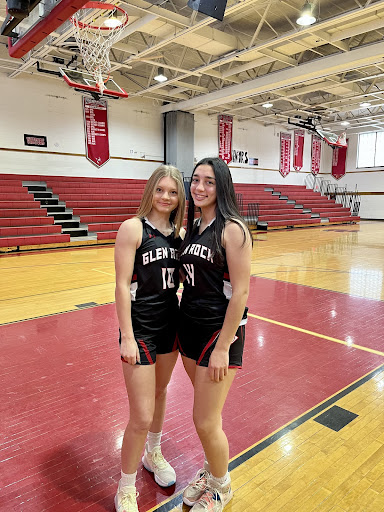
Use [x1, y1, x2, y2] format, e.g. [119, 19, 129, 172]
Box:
[236, 193, 244, 216]
[247, 202, 259, 226]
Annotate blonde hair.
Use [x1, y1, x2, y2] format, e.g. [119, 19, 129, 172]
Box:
[136, 165, 186, 237]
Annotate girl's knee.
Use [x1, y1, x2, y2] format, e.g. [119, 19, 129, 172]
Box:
[193, 414, 220, 439]
[128, 414, 153, 434]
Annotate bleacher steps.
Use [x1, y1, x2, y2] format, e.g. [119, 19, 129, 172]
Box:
[62, 226, 88, 237]
[24, 182, 89, 239]
[53, 212, 73, 220]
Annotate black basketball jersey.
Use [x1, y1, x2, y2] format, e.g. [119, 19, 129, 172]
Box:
[180, 219, 232, 312]
[131, 218, 182, 306]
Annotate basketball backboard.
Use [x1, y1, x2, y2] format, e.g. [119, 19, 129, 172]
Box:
[60, 68, 128, 99]
[316, 129, 348, 148]
[3, 0, 87, 58]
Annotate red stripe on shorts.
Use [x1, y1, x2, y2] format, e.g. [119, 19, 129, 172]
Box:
[197, 329, 221, 366]
[138, 339, 154, 364]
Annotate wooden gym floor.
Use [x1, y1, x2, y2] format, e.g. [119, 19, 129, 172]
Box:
[1, 221, 384, 512]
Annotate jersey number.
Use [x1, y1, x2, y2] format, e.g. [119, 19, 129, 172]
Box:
[183, 263, 195, 286]
[162, 268, 175, 289]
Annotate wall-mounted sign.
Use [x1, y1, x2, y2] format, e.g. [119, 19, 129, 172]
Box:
[24, 134, 47, 147]
[83, 97, 110, 168]
[311, 134, 322, 175]
[332, 140, 348, 180]
[293, 130, 304, 171]
[280, 132, 291, 177]
[218, 115, 233, 164]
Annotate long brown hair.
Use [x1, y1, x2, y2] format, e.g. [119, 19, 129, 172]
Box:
[136, 165, 186, 237]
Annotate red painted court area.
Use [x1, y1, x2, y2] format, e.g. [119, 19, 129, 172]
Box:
[1, 279, 383, 511]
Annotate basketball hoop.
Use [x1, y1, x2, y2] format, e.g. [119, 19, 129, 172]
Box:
[70, 2, 128, 94]
[336, 132, 347, 146]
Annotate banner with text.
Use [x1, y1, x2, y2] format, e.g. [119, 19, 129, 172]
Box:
[280, 132, 291, 177]
[218, 115, 233, 164]
[311, 134, 322, 175]
[83, 97, 110, 168]
[293, 130, 304, 171]
[332, 141, 348, 180]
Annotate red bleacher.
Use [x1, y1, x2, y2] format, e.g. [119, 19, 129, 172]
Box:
[234, 184, 360, 229]
[0, 174, 360, 250]
[0, 177, 70, 248]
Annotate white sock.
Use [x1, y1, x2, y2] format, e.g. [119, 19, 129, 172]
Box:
[147, 431, 162, 452]
[120, 470, 137, 488]
[204, 456, 210, 472]
[210, 472, 230, 487]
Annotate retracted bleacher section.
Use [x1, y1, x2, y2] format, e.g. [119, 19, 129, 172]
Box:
[0, 177, 70, 249]
[0, 174, 147, 251]
[45, 176, 146, 241]
[0, 175, 361, 251]
[234, 184, 360, 230]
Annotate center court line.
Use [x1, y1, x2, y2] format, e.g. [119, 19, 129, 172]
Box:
[247, 312, 384, 357]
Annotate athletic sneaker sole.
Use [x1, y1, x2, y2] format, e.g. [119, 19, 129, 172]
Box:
[142, 457, 176, 487]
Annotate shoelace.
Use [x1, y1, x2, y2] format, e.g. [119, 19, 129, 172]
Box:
[151, 447, 168, 469]
[119, 489, 139, 511]
[192, 471, 208, 490]
[198, 489, 222, 511]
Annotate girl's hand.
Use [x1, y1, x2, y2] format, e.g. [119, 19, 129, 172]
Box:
[120, 338, 140, 365]
[208, 347, 229, 382]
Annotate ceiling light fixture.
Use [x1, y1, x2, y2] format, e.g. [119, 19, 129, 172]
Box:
[262, 102, 273, 108]
[340, 121, 350, 126]
[360, 102, 371, 108]
[104, 17, 122, 28]
[104, 10, 123, 28]
[296, 1, 316, 26]
[154, 67, 167, 82]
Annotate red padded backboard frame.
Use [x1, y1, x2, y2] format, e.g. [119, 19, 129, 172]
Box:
[61, 70, 128, 98]
[8, 0, 88, 58]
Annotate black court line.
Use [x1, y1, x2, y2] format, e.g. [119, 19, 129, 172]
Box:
[0, 301, 115, 326]
[151, 364, 384, 512]
[0, 282, 114, 303]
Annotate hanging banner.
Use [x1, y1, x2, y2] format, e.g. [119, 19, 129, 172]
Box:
[311, 134, 322, 175]
[218, 115, 233, 164]
[279, 132, 291, 177]
[332, 140, 348, 180]
[293, 130, 304, 171]
[83, 97, 110, 168]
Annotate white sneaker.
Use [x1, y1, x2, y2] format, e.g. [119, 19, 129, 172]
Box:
[191, 476, 233, 512]
[114, 481, 139, 512]
[142, 443, 176, 487]
[182, 468, 209, 506]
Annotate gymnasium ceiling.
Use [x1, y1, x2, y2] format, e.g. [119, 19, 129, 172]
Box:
[2, 0, 384, 133]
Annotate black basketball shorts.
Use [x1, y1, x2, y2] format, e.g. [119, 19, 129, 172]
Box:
[119, 300, 179, 365]
[178, 306, 247, 368]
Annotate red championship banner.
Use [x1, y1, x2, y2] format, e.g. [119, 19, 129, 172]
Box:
[332, 140, 348, 180]
[83, 97, 110, 168]
[311, 134, 322, 175]
[218, 115, 233, 164]
[293, 129, 304, 171]
[279, 132, 291, 177]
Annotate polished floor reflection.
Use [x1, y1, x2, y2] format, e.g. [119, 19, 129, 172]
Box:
[1, 221, 383, 512]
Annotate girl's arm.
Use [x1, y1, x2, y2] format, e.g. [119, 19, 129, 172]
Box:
[209, 221, 252, 382]
[114, 217, 142, 365]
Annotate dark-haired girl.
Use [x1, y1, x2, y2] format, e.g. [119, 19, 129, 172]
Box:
[178, 157, 252, 512]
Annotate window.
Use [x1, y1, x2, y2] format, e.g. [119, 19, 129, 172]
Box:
[357, 131, 384, 168]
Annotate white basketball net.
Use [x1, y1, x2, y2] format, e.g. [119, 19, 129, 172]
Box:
[71, 7, 127, 94]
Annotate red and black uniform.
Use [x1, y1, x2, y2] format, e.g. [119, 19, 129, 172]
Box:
[178, 219, 247, 368]
[119, 218, 182, 365]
